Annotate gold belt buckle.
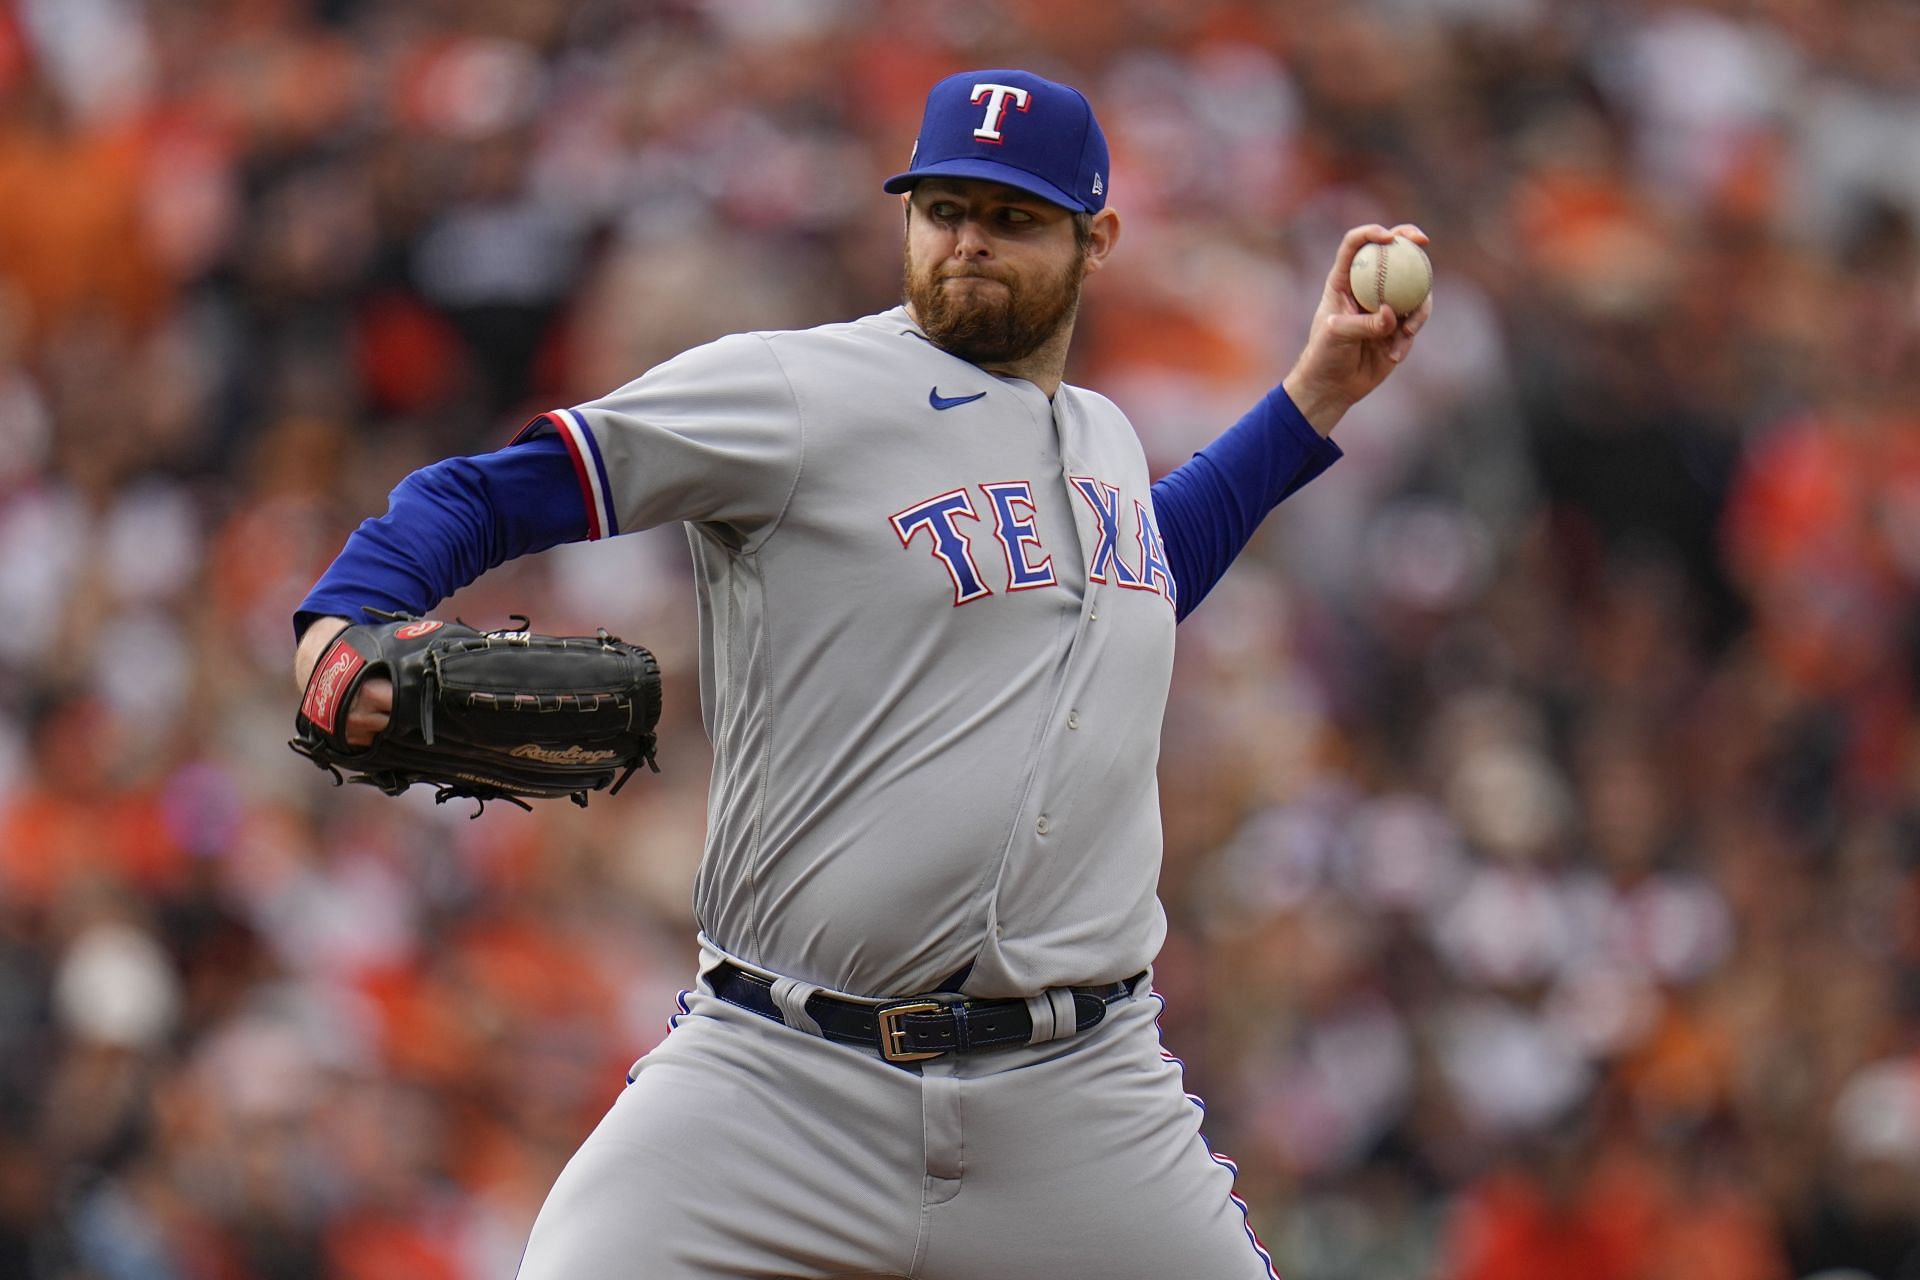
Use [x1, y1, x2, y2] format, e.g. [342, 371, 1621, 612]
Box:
[875, 1000, 945, 1063]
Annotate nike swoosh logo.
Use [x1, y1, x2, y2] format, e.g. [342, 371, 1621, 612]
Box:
[929, 388, 987, 411]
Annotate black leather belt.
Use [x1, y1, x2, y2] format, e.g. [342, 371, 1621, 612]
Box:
[711, 963, 1143, 1065]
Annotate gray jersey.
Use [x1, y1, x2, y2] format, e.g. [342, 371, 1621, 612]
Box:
[536, 306, 1179, 998]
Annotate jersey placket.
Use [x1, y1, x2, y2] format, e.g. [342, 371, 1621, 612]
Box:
[970, 387, 1113, 959]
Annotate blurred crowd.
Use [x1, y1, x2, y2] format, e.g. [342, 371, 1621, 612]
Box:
[1, 0, 1918, 1276]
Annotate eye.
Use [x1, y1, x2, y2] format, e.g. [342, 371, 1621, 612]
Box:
[1000, 208, 1036, 226]
[928, 201, 961, 221]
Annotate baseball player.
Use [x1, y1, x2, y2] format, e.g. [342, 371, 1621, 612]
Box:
[293, 69, 1429, 1279]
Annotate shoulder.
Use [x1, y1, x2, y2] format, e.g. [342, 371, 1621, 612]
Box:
[601, 310, 923, 395]
[1059, 382, 1132, 423]
[751, 309, 952, 405]
[1058, 382, 1151, 474]
[755, 307, 928, 358]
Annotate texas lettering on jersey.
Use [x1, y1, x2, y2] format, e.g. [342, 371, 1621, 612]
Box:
[891, 479, 1175, 609]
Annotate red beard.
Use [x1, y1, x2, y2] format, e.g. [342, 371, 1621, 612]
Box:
[904, 243, 1088, 365]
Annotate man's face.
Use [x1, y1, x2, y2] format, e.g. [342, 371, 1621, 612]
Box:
[902, 180, 1089, 365]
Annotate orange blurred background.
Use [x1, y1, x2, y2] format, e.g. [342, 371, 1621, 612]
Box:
[2, 1, 1919, 1276]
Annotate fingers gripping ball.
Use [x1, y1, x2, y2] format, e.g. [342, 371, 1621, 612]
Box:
[291, 613, 663, 814]
[1349, 234, 1431, 315]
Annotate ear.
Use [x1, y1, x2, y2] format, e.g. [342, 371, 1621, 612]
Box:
[1083, 208, 1122, 275]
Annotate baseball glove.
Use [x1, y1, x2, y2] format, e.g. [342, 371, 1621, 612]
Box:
[290, 613, 661, 813]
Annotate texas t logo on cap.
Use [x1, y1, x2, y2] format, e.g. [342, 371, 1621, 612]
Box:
[883, 69, 1110, 213]
[970, 83, 1031, 143]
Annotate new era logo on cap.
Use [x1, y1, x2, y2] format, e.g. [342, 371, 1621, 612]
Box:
[883, 69, 1110, 213]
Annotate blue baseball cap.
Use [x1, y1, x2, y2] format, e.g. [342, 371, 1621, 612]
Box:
[883, 69, 1109, 213]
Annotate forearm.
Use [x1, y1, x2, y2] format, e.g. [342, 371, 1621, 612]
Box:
[295, 435, 588, 639]
[1151, 383, 1342, 622]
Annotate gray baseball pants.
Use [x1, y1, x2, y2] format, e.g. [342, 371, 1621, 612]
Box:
[515, 966, 1279, 1279]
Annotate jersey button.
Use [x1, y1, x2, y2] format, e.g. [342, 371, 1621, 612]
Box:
[1067, 711, 1080, 730]
[1035, 815, 1050, 835]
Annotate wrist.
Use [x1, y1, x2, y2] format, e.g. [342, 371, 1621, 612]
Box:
[1281, 370, 1348, 437]
[294, 616, 352, 691]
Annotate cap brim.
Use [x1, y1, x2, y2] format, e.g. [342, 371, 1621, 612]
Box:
[882, 157, 1090, 212]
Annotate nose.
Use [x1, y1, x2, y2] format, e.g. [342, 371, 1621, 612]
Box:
[950, 215, 992, 260]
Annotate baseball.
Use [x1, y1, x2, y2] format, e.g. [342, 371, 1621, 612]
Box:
[1348, 234, 1431, 316]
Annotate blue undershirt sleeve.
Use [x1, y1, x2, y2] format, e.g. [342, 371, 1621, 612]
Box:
[293, 434, 589, 637]
[1150, 384, 1343, 623]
